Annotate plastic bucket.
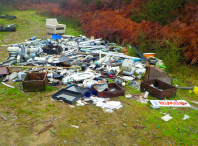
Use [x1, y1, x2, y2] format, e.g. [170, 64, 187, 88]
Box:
[143, 53, 156, 58]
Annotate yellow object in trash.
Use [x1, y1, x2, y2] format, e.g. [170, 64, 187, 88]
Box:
[189, 90, 193, 94]
[193, 87, 198, 95]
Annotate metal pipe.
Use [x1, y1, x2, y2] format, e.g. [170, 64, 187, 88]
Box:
[177, 87, 194, 90]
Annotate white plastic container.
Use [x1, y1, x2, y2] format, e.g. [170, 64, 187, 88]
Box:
[122, 59, 134, 72]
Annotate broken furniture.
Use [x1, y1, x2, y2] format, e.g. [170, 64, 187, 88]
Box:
[140, 79, 177, 100]
[46, 18, 66, 34]
[145, 63, 172, 85]
[22, 72, 48, 92]
[92, 83, 125, 97]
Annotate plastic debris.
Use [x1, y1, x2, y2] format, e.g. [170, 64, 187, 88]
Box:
[182, 114, 190, 120]
[193, 87, 198, 95]
[79, 96, 122, 111]
[150, 100, 191, 107]
[103, 108, 114, 113]
[125, 94, 132, 99]
[1, 82, 15, 88]
[76, 100, 87, 106]
[71, 125, 79, 128]
[143, 91, 149, 99]
[93, 82, 108, 92]
[161, 114, 173, 121]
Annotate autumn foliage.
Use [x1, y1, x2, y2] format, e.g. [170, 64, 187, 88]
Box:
[80, 2, 198, 65]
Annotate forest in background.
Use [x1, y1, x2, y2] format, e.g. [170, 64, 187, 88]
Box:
[0, 0, 198, 67]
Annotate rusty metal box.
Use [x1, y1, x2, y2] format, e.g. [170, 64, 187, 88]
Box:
[92, 83, 125, 97]
[22, 72, 48, 92]
[145, 65, 172, 85]
[140, 79, 177, 100]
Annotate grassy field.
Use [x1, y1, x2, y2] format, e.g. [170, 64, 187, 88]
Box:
[0, 10, 198, 146]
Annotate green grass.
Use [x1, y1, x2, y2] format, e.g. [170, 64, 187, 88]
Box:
[0, 10, 198, 146]
[45, 86, 56, 92]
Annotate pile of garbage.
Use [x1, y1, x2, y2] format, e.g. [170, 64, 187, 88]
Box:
[0, 34, 194, 112]
[0, 14, 16, 32]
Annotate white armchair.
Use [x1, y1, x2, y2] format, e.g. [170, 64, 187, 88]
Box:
[46, 18, 66, 35]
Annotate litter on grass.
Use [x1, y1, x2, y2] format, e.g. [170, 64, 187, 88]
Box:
[161, 114, 173, 121]
[0, 19, 185, 113]
[150, 100, 191, 107]
[182, 114, 190, 120]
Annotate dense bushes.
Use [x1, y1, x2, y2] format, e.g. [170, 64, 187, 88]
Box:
[132, 0, 188, 25]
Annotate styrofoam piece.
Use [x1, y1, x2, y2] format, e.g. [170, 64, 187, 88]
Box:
[183, 114, 190, 120]
[73, 72, 94, 81]
[134, 63, 143, 68]
[97, 101, 122, 110]
[161, 114, 173, 121]
[135, 68, 146, 74]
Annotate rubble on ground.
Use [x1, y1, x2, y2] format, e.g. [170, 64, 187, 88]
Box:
[0, 33, 194, 112]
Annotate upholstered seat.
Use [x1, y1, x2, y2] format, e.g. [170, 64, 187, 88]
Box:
[46, 18, 66, 34]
